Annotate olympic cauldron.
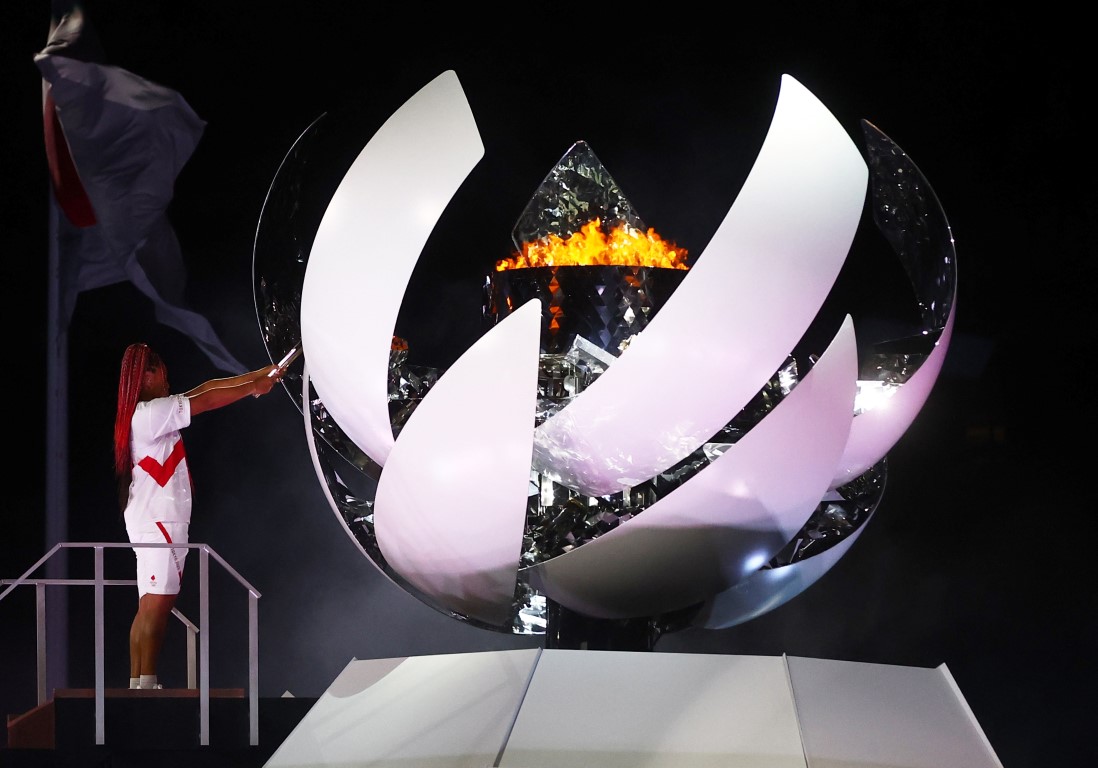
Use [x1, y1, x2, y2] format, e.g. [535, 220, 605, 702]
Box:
[252, 71, 957, 640]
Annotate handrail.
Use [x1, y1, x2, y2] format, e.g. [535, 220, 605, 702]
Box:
[0, 579, 198, 697]
[172, 606, 200, 689]
[1, 541, 260, 747]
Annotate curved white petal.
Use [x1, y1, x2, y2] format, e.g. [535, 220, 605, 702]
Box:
[695, 502, 878, 630]
[831, 306, 956, 489]
[301, 70, 484, 469]
[525, 316, 858, 619]
[531, 75, 868, 498]
[374, 300, 542, 626]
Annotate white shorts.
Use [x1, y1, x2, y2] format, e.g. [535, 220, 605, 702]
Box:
[128, 521, 189, 597]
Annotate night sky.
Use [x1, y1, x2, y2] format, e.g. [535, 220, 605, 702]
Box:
[2, 3, 1093, 766]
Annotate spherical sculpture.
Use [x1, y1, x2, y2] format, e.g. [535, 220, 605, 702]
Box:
[253, 70, 957, 636]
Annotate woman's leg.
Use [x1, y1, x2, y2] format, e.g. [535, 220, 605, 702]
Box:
[128, 521, 186, 683]
[132, 592, 178, 676]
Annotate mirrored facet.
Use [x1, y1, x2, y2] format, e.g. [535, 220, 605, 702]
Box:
[862, 120, 955, 334]
[485, 265, 688, 356]
[511, 140, 648, 249]
[766, 458, 886, 568]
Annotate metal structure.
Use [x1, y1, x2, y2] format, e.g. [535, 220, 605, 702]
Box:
[1, 541, 260, 746]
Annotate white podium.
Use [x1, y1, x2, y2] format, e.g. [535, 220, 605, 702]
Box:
[264, 649, 1002, 768]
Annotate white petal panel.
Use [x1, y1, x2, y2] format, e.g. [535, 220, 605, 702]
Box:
[374, 300, 542, 626]
[526, 317, 857, 619]
[531, 75, 868, 498]
[301, 70, 484, 468]
[831, 307, 956, 489]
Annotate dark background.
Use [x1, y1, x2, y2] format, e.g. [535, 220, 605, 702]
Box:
[2, 3, 1093, 766]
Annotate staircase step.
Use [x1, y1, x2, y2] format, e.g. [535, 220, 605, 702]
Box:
[6, 689, 315, 752]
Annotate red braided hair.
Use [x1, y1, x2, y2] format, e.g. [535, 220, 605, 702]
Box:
[113, 343, 162, 479]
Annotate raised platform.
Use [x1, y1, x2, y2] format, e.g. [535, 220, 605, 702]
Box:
[268, 649, 1005, 768]
[4, 688, 315, 768]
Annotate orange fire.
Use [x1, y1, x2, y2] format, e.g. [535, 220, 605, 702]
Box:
[495, 219, 689, 271]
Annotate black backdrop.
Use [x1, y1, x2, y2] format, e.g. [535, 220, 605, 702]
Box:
[2, 3, 1093, 766]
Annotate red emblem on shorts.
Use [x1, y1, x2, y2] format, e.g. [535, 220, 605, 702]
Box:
[151, 575, 156, 581]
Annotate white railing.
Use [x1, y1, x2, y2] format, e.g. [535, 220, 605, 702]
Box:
[0, 541, 260, 746]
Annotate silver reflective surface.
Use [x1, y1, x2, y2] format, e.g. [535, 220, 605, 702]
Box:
[511, 140, 652, 252]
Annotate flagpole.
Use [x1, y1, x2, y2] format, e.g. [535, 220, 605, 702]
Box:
[46, 194, 70, 698]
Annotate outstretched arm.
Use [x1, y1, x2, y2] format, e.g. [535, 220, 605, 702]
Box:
[184, 364, 281, 416]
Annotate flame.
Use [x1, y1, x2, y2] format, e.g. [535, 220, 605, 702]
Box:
[496, 218, 689, 271]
